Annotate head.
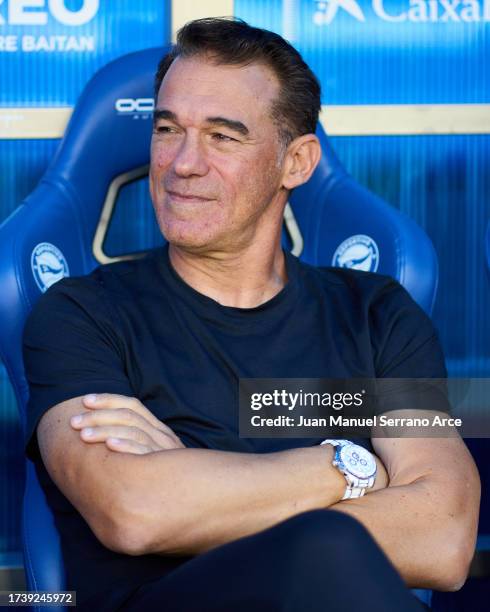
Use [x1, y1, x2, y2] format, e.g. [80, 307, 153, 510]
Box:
[150, 17, 322, 254]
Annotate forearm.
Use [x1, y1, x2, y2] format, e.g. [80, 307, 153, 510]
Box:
[114, 445, 346, 556]
[331, 469, 480, 590]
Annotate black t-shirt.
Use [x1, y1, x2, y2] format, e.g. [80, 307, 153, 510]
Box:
[22, 246, 447, 610]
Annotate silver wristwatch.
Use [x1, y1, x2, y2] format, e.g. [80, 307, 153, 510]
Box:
[320, 439, 377, 500]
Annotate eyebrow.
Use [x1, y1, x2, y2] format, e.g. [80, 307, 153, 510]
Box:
[153, 109, 249, 137]
[206, 116, 249, 136]
[153, 109, 177, 124]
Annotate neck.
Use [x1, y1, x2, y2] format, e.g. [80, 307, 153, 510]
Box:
[168, 238, 288, 309]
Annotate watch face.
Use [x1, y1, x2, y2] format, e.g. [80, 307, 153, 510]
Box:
[339, 445, 376, 479]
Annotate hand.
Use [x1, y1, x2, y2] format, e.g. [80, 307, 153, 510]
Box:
[70, 393, 185, 455]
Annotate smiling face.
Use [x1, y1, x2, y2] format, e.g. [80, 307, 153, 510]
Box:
[149, 55, 289, 253]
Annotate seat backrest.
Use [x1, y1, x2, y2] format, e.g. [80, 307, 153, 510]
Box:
[289, 127, 437, 314]
[0, 46, 438, 606]
[486, 221, 490, 278]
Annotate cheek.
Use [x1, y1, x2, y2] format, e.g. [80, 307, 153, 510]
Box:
[149, 146, 175, 203]
[150, 142, 174, 171]
[214, 151, 268, 192]
[230, 155, 281, 207]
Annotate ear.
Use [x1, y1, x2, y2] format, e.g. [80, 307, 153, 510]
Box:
[281, 134, 321, 191]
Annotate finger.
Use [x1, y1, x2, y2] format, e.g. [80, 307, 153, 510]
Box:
[82, 394, 176, 436]
[72, 408, 183, 449]
[72, 408, 155, 430]
[105, 438, 153, 455]
[79, 425, 160, 450]
[83, 393, 141, 410]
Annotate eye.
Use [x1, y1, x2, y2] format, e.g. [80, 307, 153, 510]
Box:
[211, 132, 236, 143]
[153, 125, 175, 135]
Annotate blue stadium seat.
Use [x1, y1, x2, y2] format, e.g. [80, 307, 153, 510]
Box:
[0, 47, 438, 609]
[486, 221, 490, 279]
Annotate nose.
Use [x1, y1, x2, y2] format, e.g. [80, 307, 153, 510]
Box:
[172, 132, 209, 178]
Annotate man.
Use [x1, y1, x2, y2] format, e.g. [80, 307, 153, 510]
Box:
[23, 17, 479, 612]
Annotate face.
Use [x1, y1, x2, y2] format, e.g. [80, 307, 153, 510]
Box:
[149, 55, 288, 253]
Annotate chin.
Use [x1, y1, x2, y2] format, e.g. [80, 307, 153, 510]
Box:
[161, 223, 221, 252]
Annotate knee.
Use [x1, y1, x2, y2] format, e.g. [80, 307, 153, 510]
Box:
[238, 511, 381, 608]
[281, 508, 368, 542]
[277, 509, 374, 564]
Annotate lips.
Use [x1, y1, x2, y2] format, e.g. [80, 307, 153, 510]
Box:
[167, 190, 214, 202]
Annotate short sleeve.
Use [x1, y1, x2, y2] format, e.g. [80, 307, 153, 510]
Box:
[369, 280, 449, 414]
[370, 280, 447, 378]
[22, 274, 134, 460]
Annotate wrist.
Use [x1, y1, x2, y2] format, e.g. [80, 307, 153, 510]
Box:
[320, 439, 378, 500]
[317, 444, 349, 505]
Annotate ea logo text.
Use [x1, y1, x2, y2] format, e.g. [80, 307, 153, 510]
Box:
[0, 0, 99, 26]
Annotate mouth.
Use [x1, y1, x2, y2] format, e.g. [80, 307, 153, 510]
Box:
[166, 190, 215, 204]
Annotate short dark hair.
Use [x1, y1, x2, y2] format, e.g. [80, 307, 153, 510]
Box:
[154, 17, 321, 147]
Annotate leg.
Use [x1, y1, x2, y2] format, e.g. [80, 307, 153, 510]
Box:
[119, 509, 428, 612]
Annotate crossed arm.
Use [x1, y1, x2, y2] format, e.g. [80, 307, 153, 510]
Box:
[38, 393, 480, 592]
